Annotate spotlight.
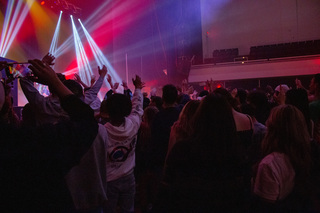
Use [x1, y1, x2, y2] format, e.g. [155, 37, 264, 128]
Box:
[78, 19, 122, 85]
[70, 15, 93, 86]
[49, 10, 63, 57]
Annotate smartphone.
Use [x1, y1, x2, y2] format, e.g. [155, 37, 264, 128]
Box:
[5, 63, 31, 79]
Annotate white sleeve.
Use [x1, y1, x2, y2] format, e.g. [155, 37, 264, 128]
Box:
[127, 88, 143, 131]
[253, 162, 279, 201]
[84, 76, 104, 105]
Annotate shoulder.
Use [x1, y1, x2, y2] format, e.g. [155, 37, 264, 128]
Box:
[260, 152, 286, 164]
[309, 100, 320, 107]
[233, 110, 252, 131]
[259, 152, 294, 173]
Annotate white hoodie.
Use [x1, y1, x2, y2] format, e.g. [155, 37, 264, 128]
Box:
[104, 88, 143, 182]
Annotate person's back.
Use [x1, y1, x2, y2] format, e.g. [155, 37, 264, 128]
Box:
[150, 84, 180, 169]
[158, 94, 246, 212]
[102, 75, 144, 213]
[104, 92, 143, 181]
[65, 124, 108, 211]
[0, 59, 99, 212]
[251, 105, 312, 212]
[20, 76, 69, 125]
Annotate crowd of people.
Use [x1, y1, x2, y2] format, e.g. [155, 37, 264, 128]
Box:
[0, 54, 320, 212]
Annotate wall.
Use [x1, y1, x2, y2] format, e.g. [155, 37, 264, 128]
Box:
[200, 0, 320, 57]
[189, 55, 320, 84]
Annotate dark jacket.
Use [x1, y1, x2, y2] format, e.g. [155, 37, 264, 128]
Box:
[0, 95, 98, 212]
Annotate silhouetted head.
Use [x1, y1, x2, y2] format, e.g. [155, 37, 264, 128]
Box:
[213, 87, 238, 110]
[63, 80, 84, 99]
[150, 96, 163, 111]
[103, 93, 132, 124]
[162, 84, 178, 105]
[285, 88, 311, 134]
[192, 93, 236, 145]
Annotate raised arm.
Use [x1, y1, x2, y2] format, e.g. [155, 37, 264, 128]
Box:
[74, 73, 90, 90]
[128, 75, 144, 129]
[42, 53, 55, 66]
[107, 74, 119, 93]
[28, 59, 98, 170]
[20, 76, 49, 112]
[28, 59, 72, 98]
[84, 65, 107, 105]
[20, 54, 60, 108]
[122, 80, 133, 99]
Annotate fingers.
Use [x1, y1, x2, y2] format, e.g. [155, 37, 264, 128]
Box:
[28, 59, 45, 75]
[28, 76, 39, 83]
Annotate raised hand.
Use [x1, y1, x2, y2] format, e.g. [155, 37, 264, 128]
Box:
[90, 75, 96, 87]
[28, 59, 72, 98]
[42, 53, 55, 66]
[98, 65, 107, 78]
[74, 73, 90, 89]
[113, 82, 119, 91]
[122, 80, 128, 90]
[295, 78, 304, 89]
[187, 85, 194, 95]
[74, 73, 81, 82]
[107, 74, 113, 87]
[132, 75, 145, 89]
[28, 59, 57, 85]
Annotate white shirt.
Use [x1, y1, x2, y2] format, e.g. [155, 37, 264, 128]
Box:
[253, 152, 295, 201]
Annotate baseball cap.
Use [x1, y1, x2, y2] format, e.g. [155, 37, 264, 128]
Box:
[275, 84, 290, 93]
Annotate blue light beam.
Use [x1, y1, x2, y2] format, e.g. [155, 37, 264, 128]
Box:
[78, 19, 122, 85]
[49, 11, 63, 56]
[70, 15, 93, 86]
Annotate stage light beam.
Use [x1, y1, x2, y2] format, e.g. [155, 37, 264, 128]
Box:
[70, 15, 93, 86]
[49, 10, 63, 58]
[78, 19, 122, 86]
[0, 0, 15, 56]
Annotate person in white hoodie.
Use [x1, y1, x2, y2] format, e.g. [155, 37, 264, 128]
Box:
[102, 75, 144, 213]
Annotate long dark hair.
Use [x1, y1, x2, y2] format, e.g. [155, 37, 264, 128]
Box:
[174, 100, 200, 142]
[190, 94, 237, 163]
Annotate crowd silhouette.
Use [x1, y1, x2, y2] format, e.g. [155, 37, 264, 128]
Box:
[0, 54, 320, 212]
